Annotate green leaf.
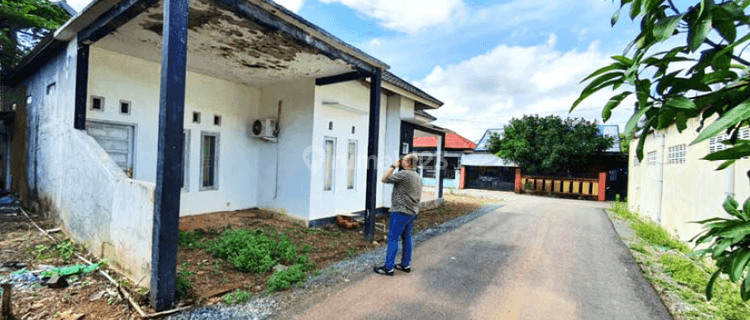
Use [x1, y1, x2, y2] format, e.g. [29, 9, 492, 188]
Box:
[689, 13, 713, 52]
[703, 144, 750, 160]
[676, 112, 688, 132]
[743, 196, 750, 218]
[611, 55, 634, 66]
[572, 77, 623, 111]
[692, 217, 730, 224]
[612, 8, 621, 26]
[625, 105, 651, 137]
[712, 238, 734, 256]
[714, 19, 737, 43]
[717, 221, 750, 238]
[603, 92, 632, 122]
[724, 195, 742, 216]
[692, 99, 750, 145]
[665, 96, 697, 110]
[707, 268, 721, 301]
[580, 63, 627, 83]
[743, 273, 750, 301]
[630, 0, 642, 19]
[730, 249, 750, 282]
[653, 14, 685, 42]
[635, 121, 652, 161]
[717, 159, 737, 170]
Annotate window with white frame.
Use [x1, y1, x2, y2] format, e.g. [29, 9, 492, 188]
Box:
[668, 144, 686, 164]
[182, 130, 190, 192]
[324, 137, 336, 191]
[647, 151, 657, 166]
[347, 140, 357, 190]
[709, 134, 730, 154]
[200, 132, 219, 190]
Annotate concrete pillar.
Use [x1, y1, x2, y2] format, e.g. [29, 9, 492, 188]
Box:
[598, 172, 606, 202]
[459, 166, 466, 189]
[514, 168, 522, 193]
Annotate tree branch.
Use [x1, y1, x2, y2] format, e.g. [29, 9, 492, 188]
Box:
[706, 39, 750, 66]
[667, 0, 681, 14]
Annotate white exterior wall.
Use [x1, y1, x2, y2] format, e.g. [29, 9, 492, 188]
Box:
[629, 117, 750, 241]
[257, 79, 315, 220]
[87, 46, 261, 215]
[22, 40, 154, 283]
[309, 81, 403, 220]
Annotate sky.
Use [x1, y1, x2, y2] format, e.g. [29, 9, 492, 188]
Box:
[64, 0, 688, 142]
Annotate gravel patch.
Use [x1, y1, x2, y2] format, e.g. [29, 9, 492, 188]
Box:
[167, 203, 502, 320]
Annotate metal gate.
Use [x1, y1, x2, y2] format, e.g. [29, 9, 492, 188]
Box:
[464, 166, 515, 191]
[85, 121, 134, 178]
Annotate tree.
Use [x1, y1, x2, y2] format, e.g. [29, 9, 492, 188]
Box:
[574, 0, 750, 301]
[0, 0, 68, 76]
[487, 115, 614, 177]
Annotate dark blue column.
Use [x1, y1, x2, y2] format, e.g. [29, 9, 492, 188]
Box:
[364, 69, 382, 241]
[149, 0, 189, 310]
[438, 133, 445, 199]
[74, 44, 88, 130]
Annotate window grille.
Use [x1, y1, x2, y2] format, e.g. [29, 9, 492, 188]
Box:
[668, 144, 686, 164]
[347, 140, 357, 190]
[200, 132, 219, 190]
[324, 137, 336, 191]
[647, 151, 657, 166]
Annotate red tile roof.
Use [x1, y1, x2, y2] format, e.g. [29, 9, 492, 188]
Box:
[413, 133, 476, 150]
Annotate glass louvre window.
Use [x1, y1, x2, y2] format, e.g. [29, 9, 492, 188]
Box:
[200, 132, 219, 190]
[347, 140, 357, 190]
[324, 137, 335, 191]
[647, 151, 657, 166]
[668, 144, 686, 164]
[182, 130, 190, 191]
[709, 134, 730, 154]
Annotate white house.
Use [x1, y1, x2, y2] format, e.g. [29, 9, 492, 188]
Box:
[2, 0, 445, 305]
[628, 117, 750, 242]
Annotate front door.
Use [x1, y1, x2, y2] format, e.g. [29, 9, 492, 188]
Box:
[85, 121, 135, 178]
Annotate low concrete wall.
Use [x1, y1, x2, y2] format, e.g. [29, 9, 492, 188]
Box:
[22, 39, 154, 284]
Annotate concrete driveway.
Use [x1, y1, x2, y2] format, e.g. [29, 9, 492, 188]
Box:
[285, 193, 673, 320]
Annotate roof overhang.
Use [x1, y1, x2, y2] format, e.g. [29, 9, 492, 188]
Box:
[11, 0, 392, 87]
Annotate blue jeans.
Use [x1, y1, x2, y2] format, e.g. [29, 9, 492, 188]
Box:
[385, 212, 416, 270]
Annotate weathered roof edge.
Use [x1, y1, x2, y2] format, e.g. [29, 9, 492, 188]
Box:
[383, 71, 443, 107]
[50, 0, 389, 71]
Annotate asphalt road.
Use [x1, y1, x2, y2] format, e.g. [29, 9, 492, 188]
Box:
[288, 194, 673, 320]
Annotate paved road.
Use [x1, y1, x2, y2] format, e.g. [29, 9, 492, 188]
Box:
[287, 194, 673, 320]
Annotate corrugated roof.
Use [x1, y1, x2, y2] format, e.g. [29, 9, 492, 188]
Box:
[461, 153, 516, 167]
[414, 133, 477, 150]
[598, 125, 621, 153]
[383, 71, 443, 107]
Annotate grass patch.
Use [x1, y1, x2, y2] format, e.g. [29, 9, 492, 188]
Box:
[223, 289, 252, 305]
[179, 230, 207, 250]
[631, 220, 691, 254]
[176, 262, 194, 297]
[614, 202, 750, 319]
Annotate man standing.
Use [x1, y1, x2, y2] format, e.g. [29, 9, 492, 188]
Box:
[374, 153, 422, 276]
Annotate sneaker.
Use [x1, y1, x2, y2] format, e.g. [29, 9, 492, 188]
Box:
[373, 266, 394, 276]
[394, 264, 411, 273]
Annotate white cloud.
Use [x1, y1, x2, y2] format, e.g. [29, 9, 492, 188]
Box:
[274, 0, 304, 12]
[319, 0, 464, 34]
[417, 40, 634, 142]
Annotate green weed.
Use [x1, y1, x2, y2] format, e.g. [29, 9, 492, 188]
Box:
[266, 265, 307, 293]
[179, 230, 207, 250]
[629, 242, 648, 254]
[223, 289, 252, 305]
[176, 262, 194, 297]
[207, 229, 299, 273]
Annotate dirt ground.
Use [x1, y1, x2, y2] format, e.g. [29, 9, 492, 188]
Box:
[0, 193, 495, 319]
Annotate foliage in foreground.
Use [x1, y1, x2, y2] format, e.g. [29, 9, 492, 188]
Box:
[487, 115, 613, 176]
[577, 0, 750, 303]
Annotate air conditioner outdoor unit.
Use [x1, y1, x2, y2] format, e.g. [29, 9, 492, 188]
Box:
[251, 118, 277, 140]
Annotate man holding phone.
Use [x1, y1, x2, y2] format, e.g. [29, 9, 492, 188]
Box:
[374, 153, 422, 276]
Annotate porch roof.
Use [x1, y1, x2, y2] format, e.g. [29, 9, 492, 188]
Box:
[11, 0, 393, 87]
